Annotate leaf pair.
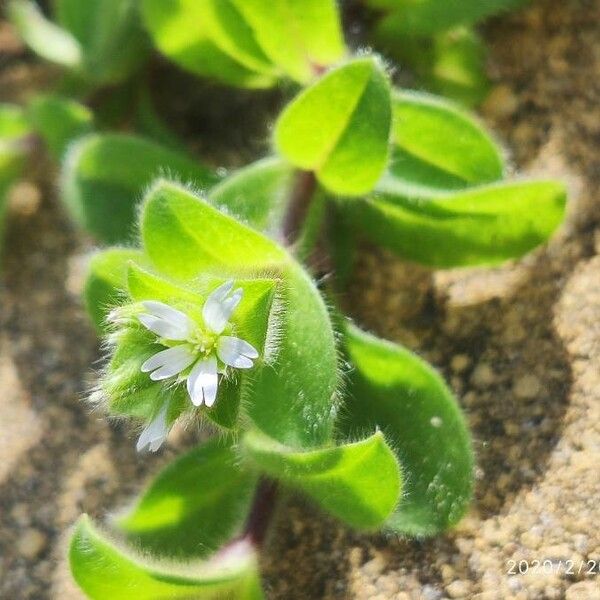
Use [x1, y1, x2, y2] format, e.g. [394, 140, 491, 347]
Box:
[140, 0, 345, 88]
[8, 0, 148, 84]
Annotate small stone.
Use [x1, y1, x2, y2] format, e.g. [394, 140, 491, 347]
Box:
[513, 374, 541, 399]
[483, 84, 519, 119]
[17, 528, 47, 559]
[451, 354, 471, 373]
[471, 363, 496, 388]
[8, 181, 41, 216]
[446, 579, 472, 598]
[566, 581, 600, 600]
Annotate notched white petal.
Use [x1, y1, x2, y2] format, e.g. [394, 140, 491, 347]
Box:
[136, 403, 170, 453]
[203, 280, 243, 335]
[217, 336, 259, 369]
[186, 356, 219, 407]
[139, 301, 194, 340]
[141, 345, 196, 380]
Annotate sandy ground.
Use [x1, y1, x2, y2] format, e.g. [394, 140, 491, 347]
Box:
[1, 1, 599, 598]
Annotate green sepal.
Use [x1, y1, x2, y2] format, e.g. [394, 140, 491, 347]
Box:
[117, 437, 258, 558]
[340, 324, 474, 535]
[70, 516, 264, 599]
[84, 247, 147, 333]
[275, 57, 392, 196]
[242, 429, 401, 529]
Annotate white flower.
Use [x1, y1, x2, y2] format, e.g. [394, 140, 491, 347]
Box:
[136, 402, 169, 453]
[137, 280, 259, 408]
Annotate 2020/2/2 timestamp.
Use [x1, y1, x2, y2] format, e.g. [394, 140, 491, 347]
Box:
[507, 559, 600, 576]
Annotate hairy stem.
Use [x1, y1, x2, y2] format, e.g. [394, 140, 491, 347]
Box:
[282, 170, 318, 245]
[242, 478, 279, 548]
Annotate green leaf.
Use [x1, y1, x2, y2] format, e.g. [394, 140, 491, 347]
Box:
[60, 133, 219, 243]
[141, 180, 287, 279]
[0, 103, 31, 140]
[8, 0, 82, 69]
[55, 0, 149, 83]
[341, 325, 474, 535]
[275, 57, 392, 196]
[376, 89, 503, 197]
[70, 516, 264, 599]
[84, 247, 146, 333]
[209, 157, 294, 233]
[140, 0, 278, 88]
[349, 180, 566, 267]
[246, 263, 339, 448]
[231, 0, 345, 83]
[368, 0, 527, 36]
[27, 94, 94, 159]
[118, 437, 257, 557]
[243, 430, 401, 529]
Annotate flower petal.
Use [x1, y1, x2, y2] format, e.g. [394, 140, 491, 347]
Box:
[141, 345, 196, 380]
[139, 301, 194, 340]
[202, 280, 243, 335]
[217, 336, 258, 369]
[186, 356, 219, 407]
[136, 403, 170, 453]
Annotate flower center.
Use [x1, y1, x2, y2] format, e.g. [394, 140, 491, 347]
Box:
[187, 327, 217, 357]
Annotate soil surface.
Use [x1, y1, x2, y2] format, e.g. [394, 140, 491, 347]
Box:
[1, 1, 600, 599]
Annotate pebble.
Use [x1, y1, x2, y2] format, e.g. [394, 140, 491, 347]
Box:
[446, 579, 472, 598]
[471, 363, 497, 388]
[513, 374, 542, 399]
[17, 528, 47, 559]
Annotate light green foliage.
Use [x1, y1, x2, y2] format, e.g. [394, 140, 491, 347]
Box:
[350, 180, 566, 267]
[243, 430, 401, 529]
[8, 0, 82, 69]
[60, 134, 219, 243]
[140, 0, 277, 88]
[209, 157, 294, 234]
[84, 247, 146, 332]
[231, 0, 345, 83]
[341, 325, 474, 535]
[70, 516, 264, 600]
[27, 94, 93, 159]
[366, 0, 527, 36]
[377, 90, 504, 197]
[118, 437, 257, 557]
[275, 58, 392, 196]
[9, 0, 147, 83]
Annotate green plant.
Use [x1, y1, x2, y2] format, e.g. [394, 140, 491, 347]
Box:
[3, 1, 565, 598]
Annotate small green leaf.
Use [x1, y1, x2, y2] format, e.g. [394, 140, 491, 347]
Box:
[8, 0, 82, 69]
[70, 516, 264, 599]
[376, 89, 503, 197]
[60, 134, 219, 243]
[246, 263, 339, 448]
[243, 430, 401, 529]
[209, 157, 294, 233]
[349, 180, 566, 267]
[84, 247, 147, 333]
[118, 437, 257, 557]
[27, 94, 94, 159]
[368, 0, 527, 36]
[140, 0, 277, 88]
[55, 0, 149, 83]
[141, 180, 286, 279]
[341, 325, 474, 535]
[275, 57, 392, 196]
[232, 0, 345, 83]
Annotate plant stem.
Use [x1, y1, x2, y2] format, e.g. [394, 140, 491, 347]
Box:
[282, 170, 317, 245]
[242, 478, 279, 549]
